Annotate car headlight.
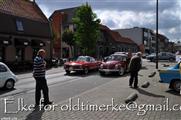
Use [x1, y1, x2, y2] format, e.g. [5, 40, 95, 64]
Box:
[100, 64, 103, 69]
[115, 64, 119, 69]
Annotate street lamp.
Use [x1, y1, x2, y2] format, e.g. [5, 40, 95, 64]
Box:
[156, 0, 159, 69]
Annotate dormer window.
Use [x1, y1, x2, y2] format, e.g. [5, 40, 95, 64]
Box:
[16, 20, 24, 31]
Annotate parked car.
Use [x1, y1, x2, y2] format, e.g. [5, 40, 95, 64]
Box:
[99, 54, 128, 76]
[64, 56, 101, 74]
[0, 62, 18, 90]
[159, 63, 181, 92]
[142, 53, 149, 58]
[146, 52, 175, 62]
[114, 52, 127, 55]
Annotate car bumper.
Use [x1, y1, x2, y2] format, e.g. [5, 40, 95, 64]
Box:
[99, 69, 119, 72]
[65, 67, 84, 71]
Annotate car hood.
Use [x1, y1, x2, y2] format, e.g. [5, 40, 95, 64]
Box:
[65, 61, 86, 66]
[159, 63, 179, 73]
[103, 61, 120, 65]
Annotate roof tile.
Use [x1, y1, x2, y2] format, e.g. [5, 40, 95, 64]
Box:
[0, 0, 48, 23]
[100, 25, 136, 44]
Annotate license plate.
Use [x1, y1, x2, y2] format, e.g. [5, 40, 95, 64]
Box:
[69, 67, 73, 71]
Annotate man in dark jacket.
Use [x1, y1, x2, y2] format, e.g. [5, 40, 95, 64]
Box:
[128, 52, 142, 88]
[33, 49, 52, 106]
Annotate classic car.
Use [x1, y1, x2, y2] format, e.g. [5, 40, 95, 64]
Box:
[0, 62, 18, 90]
[99, 54, 128, 76]
[64, 56, 101, 74]
[159, 63, 181, 92]
[146, 52, 175, 62]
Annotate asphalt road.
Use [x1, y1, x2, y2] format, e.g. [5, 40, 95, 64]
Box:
[0, 65, 123, 118]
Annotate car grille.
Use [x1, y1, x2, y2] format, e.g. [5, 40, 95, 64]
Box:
[73, 66, 81, 69]
[103, 64, 115, 69]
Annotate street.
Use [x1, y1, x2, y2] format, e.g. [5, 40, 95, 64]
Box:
[0, 60, 180, 120]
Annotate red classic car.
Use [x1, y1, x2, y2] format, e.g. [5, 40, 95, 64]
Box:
[99, 54, 128, 76]
[64, 56, 101, 74]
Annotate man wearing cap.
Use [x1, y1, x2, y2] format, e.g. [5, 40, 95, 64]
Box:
[128, 52, 142, 88]
[33, 49, 52, 106]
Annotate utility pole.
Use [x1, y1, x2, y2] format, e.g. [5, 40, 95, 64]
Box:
[156, 0, 159, 69]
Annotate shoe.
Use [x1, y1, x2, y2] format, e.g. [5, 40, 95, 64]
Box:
[33, 104, 39, 109]
[129, 85, 133, 88]
[134, 86, 139, 89]
[44, 101, 53, 105]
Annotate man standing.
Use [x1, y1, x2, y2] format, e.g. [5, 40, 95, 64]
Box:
[33, 49, 52, 106]
[128, 52, 142, 88]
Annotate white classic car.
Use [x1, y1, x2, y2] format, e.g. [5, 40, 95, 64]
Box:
[0, 62, 18, 90]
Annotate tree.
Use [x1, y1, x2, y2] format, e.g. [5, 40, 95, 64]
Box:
[62, 29, 75, 57]
[73, 3, 100, 56]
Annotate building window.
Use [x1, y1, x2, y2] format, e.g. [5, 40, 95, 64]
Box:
[144, 32, 148, 37]
[16, 20, 24, 31]
[16, 48, 24, 62]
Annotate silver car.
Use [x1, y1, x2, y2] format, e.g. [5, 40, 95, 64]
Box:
[146, 52, 175, 62]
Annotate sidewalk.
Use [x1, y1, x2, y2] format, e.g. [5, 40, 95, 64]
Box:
[23, 63, 181, 120]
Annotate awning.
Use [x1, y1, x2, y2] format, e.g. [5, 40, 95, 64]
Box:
[31, 40, 45, 47]
[14, 38, 30, 46]
[0, 36, 11, 46]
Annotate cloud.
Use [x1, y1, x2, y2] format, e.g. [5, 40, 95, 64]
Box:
[168, 28, 177, 34]
[36, 0, 181, 42]
[38, 4, 52, 18]
[95, 10, 155, 29]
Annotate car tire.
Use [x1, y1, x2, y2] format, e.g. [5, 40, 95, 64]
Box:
[172, 80, 181, 92]
[66, 70, 70, 74]
[118, 67, 124, 76]
[84, 67, 89, 74]
[169, 58, 175, 62]
[4, 79, 15, 90]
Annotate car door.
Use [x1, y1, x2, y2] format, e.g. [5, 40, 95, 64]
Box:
[86, 57, 92, 69]
[0, 64, 8, 87]
[161, 52, 167, 60]
[90, 57, 97, 69]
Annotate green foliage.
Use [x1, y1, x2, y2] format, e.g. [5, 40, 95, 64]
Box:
[73, 3, 100, 56]
[62, 29, 74, 46]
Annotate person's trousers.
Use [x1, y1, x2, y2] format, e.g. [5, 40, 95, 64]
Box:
[34, 77, 49, 105]
[129, 71, 138, 87]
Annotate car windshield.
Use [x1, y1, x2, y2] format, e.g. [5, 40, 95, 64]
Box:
[107, 55, 124, 61]
[76, 56, 90, 62]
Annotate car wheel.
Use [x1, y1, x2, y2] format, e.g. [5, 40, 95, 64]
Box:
[84, 67, 89, 74]
[169, 58, 175, 62]
[118, 67, 124, 76]
[66, 70, 70, 74]
[4, 79, 14, 90]
[172, 80, 181, 92]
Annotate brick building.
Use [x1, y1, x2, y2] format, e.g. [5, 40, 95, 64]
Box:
[97, 25, 139, 58]
[0, 0, 52, 71]
[49, 7, 78, 59]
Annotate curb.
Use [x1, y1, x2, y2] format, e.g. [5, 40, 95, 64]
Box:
[125, 92, 138, 104]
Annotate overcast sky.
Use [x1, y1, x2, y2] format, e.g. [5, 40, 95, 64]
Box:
[36, 0, 181, 42]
